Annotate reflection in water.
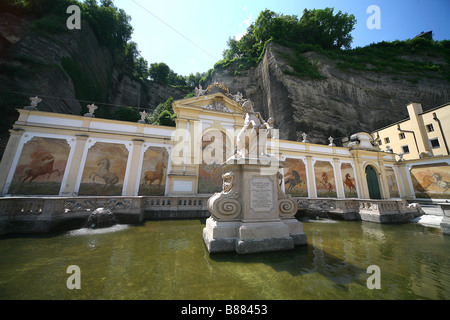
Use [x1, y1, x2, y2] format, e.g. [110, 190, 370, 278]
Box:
[0, 219, 449, 300]
[66, 225, 130, 237]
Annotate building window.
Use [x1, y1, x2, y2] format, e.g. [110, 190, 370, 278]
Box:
[402, 145, 410, 154]
[384, 137, 390, 144]
[399, 133, 406, 139]
[426, 124, 434, 132]
[430, 138, 440, 148]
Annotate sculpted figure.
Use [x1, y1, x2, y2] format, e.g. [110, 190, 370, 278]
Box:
[236, 100, 271, 158]
[24, 96, 42, 110]
[139, 110, 148, 123]
[195, 85, 207, 98]
[30, 96, 42, 107]
[84, 103, 98, 118]
[328, 136, 335, 146]
[258, 117, 275, 156]
[231, 92, 244, 104]
[302, 132, 309, 143]
[222, 172, 234, 194]
[87, 104, 98, 114]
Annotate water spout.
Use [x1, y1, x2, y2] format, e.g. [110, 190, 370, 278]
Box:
[87, 208, 117, 229]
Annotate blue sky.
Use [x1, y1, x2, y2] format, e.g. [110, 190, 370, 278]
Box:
[112, 0, 450, 76]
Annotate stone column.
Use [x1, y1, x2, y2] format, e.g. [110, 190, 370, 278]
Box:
[171, 118, 189, 175]
[396, 163, 414, 199]
[0, 129, 25, 194]
[186, 119, 201, 176]
[60, 134, 89, 196]
[351, 150, 369, 199]
[125, 139, 144, 196]
[333, 158, 345, 198]
[305, 156, 316, 198]
[378, 163, 391, 199]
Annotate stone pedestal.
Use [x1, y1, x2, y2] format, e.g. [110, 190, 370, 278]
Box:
[439, 203, 450, 235]
[203, 157, 307, 254]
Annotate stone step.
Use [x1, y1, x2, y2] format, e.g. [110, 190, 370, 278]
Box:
[412, 215, 443, 228]
[419, 204, 444, 216]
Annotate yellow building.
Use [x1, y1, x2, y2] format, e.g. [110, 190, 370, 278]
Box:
[0, 85, 448, 205]
[1, 85, 450, 235]
[372, 102, 450, 160]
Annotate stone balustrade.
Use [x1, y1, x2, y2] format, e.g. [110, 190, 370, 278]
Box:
[0, 196, 424, 236]
[0, 196, 210, 235]
[295, 198, 423, 223]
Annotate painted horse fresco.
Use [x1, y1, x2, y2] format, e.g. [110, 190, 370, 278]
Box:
[320, 172, 333, 193]
[89, 158, 119, 188]
[285, 170, 304, 192]
[143, 163, 166, 189]
[20, 154, 60, 187]
[343, 173, 356, 191]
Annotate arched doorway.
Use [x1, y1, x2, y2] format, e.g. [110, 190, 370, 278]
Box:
[365, 165, 382, 199]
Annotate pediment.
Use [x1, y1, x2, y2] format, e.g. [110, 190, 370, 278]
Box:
[173, 92, 245, 116]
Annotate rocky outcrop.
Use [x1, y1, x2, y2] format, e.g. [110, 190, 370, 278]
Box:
[210, 42, 450, 144]
[0, 12, 188, 122]
[1, 12, 448, 145]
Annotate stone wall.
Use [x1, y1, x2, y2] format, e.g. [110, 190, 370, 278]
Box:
[1, 95, 448, 211]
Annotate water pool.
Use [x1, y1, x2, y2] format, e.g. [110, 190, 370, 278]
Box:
[0, 219, 449, 300]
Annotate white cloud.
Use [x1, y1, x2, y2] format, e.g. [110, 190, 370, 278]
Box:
[235, 6, 252, 40]
[235, 32, 246, 41]
[243, 13, 253, 27]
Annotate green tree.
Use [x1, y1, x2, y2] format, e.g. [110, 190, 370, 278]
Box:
[147, 97, 175, 125]
[133, 57, 149, 80]
[149, 62, 170, 85]
[253, 9, 278, 43]
[167, 70, 187, 87]
[157, 110, 176, 127]
[186, 72, 205, 88]
[221, 7, 358, 71]
[299, 8, 356, 50]
[120, 41, 139, 75]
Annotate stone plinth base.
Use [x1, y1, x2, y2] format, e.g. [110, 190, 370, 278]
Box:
[203, 217, 307, 254]
[204, 157, 307, 254]
[438, 204, 450, 235]
[440, 217, 450, 235]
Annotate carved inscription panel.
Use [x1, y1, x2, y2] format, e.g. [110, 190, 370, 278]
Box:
[250, 177, 274, 212]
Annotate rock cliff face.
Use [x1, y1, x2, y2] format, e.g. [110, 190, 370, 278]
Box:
[1, 12, 449, 146]
[0, 12, 188, 121]
[210, 43, 450, 144]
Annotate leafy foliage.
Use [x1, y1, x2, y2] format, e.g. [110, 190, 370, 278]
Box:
[221, 7, 357, 77]
[149, 62, 171, 85]
[146, 97, 176, 127]
[157, 110, 176, 127]
[325, 38, 450, 81]
[220, 7, 449, 83]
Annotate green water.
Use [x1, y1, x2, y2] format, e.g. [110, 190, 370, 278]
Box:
[0, 219, 449, 300]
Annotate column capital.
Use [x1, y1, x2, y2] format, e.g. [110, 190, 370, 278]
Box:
[132, 139, 145, 146]
[75, 134, 89, 141]
[8, 128, 25, 136]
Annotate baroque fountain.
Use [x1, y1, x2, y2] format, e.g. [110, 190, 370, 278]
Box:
[203, 99, 307, 254]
